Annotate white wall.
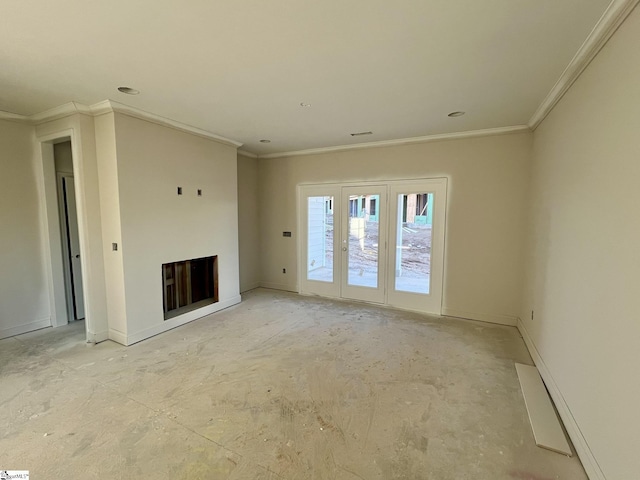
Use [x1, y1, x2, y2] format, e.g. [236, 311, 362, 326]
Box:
[94, 112, 127, 338]
[113, 113, 241, 343]
[0, 119, 51, 338]
[521, 7, 640, 480]
[259, 132, 531, 325]
[237, 153, 261, 292]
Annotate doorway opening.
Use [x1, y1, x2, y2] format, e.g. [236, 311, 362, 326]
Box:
[37, 130, 90, 339]
[54, 141, 85, 322]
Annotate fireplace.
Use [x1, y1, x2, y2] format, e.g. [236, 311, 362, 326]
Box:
[162, 255, 218, 320]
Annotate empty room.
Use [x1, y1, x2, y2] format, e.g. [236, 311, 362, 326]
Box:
[1, 0, 638, 479]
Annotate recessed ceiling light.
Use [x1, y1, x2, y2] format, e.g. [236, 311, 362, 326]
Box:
[350, 131, 373, 137]
[259, 139, 271, 143]
[300, 102, 312, 107]
[117, 86, 140, 95]
[448, 111, 465, 117]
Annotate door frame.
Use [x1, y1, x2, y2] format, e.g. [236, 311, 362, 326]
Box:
[36, 129, 91, 336]
[298, 178, 448, 315]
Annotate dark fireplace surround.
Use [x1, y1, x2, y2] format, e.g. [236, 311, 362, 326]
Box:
[162, 255, 219, 320]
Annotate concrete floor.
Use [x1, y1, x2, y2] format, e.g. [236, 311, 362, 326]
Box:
[0, 288, 587, 479]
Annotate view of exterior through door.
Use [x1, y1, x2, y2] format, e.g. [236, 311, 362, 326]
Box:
[300, 179, 447, 315]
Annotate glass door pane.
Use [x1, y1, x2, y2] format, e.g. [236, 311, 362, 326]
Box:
[307, 196, 334, 282]
[341, 186, 386, 304]
[394, 193, 433, 294]
[347, 194, 380, 287]
[387, 179, 446, 315]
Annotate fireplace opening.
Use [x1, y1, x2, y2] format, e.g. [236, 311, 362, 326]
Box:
[162, 255, 218, 320]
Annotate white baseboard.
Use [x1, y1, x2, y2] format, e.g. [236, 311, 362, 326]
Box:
[442, 308, 517, 326]
[259, 281, 298, 293]
[0, 317, 51, 340]
[108, 328, 127, 346]
[517, 319, 605, 480]
[86, 329, 109, 344]
[123, 295, 242, 346]
[240, 282, 261, 293]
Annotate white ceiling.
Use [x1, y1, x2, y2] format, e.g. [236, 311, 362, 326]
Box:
[0, 0, 612, 155]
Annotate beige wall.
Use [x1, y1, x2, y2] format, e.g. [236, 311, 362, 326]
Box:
[521, 7, 640, 480]
[0, 119, 51, 338]
[259, 132, 531, 324]
[237, 153, 261, 292]
[94, 112, 127, 337]
[113, 113, 241, 343]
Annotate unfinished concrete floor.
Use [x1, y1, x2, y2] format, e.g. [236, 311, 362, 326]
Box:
[0, 288, 587, 479]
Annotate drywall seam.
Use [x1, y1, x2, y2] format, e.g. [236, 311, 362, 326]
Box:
[259, 125, 531, 159]
[528, 0, 640, 129]
[442, 308, 518, 326]
[517, 319, 606, 480]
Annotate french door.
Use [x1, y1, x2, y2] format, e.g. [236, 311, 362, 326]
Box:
[299, 179, 447, 315]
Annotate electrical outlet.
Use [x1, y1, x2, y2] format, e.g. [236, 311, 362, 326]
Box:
[531, 310, 534, 320]
[282, 268, 286, 274]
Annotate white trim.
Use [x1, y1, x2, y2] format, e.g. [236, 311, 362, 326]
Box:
[87, 329, 109, 344]
[529, 0, 640, 129]
[259, 125, 530, 159]
[0, 318, 51, 340]
[517, 319, 606, 480]
[36, 131, 75, 330]
[442, 308, 517, 326]
[0, 110, 28, 122]
[240, 282, 261, 293]
[237, 149, 258, 158]
[260, 282, 299, 293]
[90, 100, 243, 148]
[122, 295, 242, 346]
[30, 102, 92, 124]
[4, 100, 244, 148]
[107, 328, 127, 346]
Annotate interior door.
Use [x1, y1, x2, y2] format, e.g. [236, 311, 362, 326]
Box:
[63, 176, 86, 320]
[386, 179, 447, 314]
[340, 185, 387, 303]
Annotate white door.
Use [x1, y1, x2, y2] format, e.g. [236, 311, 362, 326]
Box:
[386, 179, 447, 314]
[299, 179, 446, 315]
[300, 185, 341, 298]
[340, 185, 387, 304]
[62, 176, 85, 320]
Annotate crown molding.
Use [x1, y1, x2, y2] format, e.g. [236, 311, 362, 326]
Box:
[237, 149, 258, 158]
[29, 101, 92, 123]
[529, 0, 640, 129]
[92, 100, 243, 148]
[259, 125, 530, 159]
[0, 110, 28, 122]
[1, 99, 243, 149]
